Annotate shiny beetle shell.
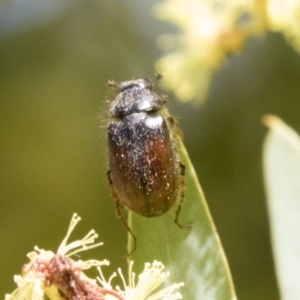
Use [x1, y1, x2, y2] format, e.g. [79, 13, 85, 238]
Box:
[107, 78, 182, 218]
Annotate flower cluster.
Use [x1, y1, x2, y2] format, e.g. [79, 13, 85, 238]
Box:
[5, 214, 183, 300]
[154, 0, 300, 103]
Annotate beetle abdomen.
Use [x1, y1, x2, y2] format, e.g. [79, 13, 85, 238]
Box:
[108, 112, 179, 217]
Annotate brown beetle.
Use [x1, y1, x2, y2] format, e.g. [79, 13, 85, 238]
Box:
[107, 76, 186, 255]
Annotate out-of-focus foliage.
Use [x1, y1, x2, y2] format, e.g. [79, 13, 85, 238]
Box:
[154, 0, 300, 103]
[263, 116, 300, 300]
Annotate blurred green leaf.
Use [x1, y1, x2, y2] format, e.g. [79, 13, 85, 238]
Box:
[128, 141, 236, 299]
[263, 115, 300, 300]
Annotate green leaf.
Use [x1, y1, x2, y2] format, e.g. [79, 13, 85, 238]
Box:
[263, 115, 300, 300]
[128, 140, 236, 299]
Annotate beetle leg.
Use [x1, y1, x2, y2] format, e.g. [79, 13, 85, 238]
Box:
[115, 200, 137, 257]
[107, 169, 112, 185]
[174, 162, 192, 228]
[107, 170, 137, 256]
[167, 116, 183, 139]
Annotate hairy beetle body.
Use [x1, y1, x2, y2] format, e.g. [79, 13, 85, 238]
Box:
[106, 77, 186, 254]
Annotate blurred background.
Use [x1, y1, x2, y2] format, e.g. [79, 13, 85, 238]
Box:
[1, 0, 300, 299]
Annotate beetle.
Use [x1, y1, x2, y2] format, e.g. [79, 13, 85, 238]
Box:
[106, 75, 186, 254]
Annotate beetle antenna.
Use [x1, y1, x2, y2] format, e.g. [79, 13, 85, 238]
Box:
[154, 73, 163, 81]
[107, 80, 118, 87]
